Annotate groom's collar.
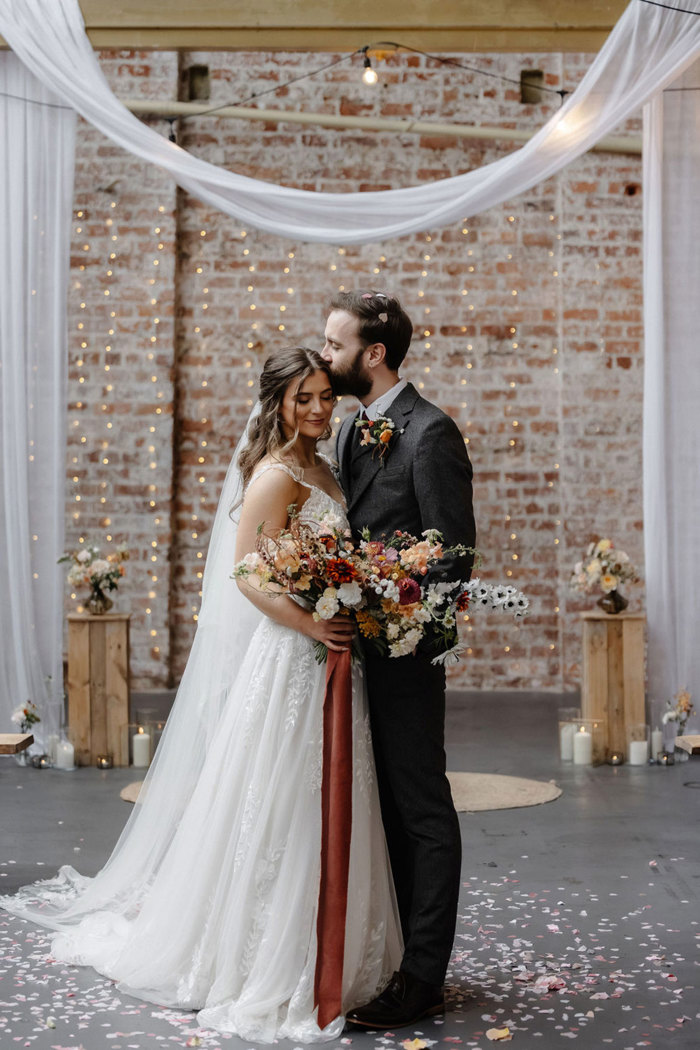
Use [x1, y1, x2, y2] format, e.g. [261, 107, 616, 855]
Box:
[385, 381, 420, 425]
[362, 377, 408, 420]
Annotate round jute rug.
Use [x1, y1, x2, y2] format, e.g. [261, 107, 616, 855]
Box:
[121, 773, 562, 813]
[447, 771, 562, 812]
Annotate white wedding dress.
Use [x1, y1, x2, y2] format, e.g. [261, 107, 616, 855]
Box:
[0, 464, 402, 1042]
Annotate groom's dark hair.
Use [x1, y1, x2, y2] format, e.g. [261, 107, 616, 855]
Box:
[329, 289, 413, 371]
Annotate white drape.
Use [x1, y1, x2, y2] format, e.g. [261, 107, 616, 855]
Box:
[643, 59, 700, 724]
[1, 0, 700, 244]
[0, 53, 76, 744]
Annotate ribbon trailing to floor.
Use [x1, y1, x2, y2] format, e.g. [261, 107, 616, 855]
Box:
[314, 646, 353, 1030]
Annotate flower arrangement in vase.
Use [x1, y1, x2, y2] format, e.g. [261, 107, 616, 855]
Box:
[10, 701, 40, 765]
[59, 541, 129, 615]
[569, 538, 639, 614]
[662, 688, 694, 734]
[11, 700, 41, 734]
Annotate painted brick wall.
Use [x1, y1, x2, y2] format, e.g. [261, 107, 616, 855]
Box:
[65, 49, 644, 691]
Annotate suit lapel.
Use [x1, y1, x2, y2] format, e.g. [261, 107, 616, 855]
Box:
[337, 412, 356, 495]
[347, 383, 420, 513]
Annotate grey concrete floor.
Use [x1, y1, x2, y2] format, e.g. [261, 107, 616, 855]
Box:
[1, 691, 699, 1050]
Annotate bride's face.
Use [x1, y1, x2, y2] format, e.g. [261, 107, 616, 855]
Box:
[279, 369, 335, 441]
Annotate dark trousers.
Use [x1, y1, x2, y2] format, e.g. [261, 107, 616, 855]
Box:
[364, 650, 461, 986]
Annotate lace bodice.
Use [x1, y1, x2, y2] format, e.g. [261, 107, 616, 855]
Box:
[248, 460, 347, 527]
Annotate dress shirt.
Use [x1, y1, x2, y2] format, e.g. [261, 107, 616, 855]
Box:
[362, 377, 408, 421]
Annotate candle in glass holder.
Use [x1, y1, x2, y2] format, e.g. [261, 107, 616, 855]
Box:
[132, 726, 151, 768]
[651, 727, 663, 758]
[46, 733, 59, 764]
[55, 737, 75, 770]
[573, 725, 593, 765]
[627, 723, 649, 765]
[96, 754, 113, 769]
[559, 722, 576, 761]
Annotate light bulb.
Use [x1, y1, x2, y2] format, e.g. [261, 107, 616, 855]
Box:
[362, 57, 378, 85]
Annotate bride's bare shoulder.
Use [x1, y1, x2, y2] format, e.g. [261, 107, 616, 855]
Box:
[246, 456, 302, 499]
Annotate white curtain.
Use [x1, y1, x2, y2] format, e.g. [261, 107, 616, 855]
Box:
[0, 53, 76, 744]
[0, 0, 700, 244]
[643, 59, 700, 724]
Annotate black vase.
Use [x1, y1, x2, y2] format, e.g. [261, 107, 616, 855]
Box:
[596, 589, 628, 615]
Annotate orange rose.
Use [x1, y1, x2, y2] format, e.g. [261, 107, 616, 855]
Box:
[379, 429, 393, 444]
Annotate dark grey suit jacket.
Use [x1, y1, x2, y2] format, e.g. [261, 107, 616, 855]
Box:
[337, 382, 476, 590]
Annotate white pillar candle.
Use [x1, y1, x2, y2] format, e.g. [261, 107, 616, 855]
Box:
[559, 723, 575, 761]
[132, 728, 151, 768]
[651, 728, 663, 757]
[629, 739, 649, 765]
[573, 726, 593, 765]
[54, 737, 75, 770]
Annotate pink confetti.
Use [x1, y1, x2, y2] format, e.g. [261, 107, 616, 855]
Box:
[533, 975, 567, 993]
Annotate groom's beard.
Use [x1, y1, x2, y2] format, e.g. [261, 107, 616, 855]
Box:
[329, 347, 373, 399]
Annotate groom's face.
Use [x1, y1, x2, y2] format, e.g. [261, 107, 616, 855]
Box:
[322, 310, 373, 399]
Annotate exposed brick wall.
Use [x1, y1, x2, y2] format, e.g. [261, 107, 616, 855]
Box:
[66, 52, 178, 682]
[65, 49, 644, 691]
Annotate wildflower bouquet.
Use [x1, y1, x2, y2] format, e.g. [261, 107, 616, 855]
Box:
[569, 538, 638, 596]
[233, 513, 529, 664]
[59, 541, 130, 614]
[10, 700, 41, 733]
[662, 688, 694, 731]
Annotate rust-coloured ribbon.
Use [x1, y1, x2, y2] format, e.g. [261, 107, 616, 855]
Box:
[314, 646, 354, 1030]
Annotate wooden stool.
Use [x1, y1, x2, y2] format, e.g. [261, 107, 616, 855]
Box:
[581, 611, 646, 757]
[0, 733, 34, 756]
[67, 613, 130, 766]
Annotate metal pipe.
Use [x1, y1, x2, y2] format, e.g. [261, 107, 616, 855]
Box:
[120, 97, 642, 155]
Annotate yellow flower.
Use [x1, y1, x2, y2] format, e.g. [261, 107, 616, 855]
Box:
[356, 611, 381, 638]
[601, 573, 618, 593]
[596, 538, 612, 553]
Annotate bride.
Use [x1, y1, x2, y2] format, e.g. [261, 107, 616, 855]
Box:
[0, 347, 402, 1042]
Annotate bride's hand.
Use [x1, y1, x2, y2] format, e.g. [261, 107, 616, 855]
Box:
[304, 613, 356, 653]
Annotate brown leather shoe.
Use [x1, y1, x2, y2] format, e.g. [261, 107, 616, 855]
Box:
[345, 970, 444, 1029]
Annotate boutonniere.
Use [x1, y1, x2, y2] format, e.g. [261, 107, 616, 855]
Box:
[355, 414, 404, 462]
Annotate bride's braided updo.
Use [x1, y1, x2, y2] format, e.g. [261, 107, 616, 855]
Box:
[237, 346, 333, 494]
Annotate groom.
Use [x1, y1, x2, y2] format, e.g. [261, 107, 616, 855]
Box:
[322, 290, 476, 1028]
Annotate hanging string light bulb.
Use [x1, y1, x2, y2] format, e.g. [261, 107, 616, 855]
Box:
[362, 52, 378, 86]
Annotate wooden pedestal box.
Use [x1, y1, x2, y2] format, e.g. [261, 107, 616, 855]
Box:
[581, 611, 645, 757]
[67, 613, 130, 767]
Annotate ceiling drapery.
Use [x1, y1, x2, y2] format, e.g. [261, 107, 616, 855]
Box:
[0, 0, 699, 244]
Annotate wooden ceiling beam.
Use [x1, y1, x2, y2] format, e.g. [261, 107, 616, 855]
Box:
[1, 1, 629, 52]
